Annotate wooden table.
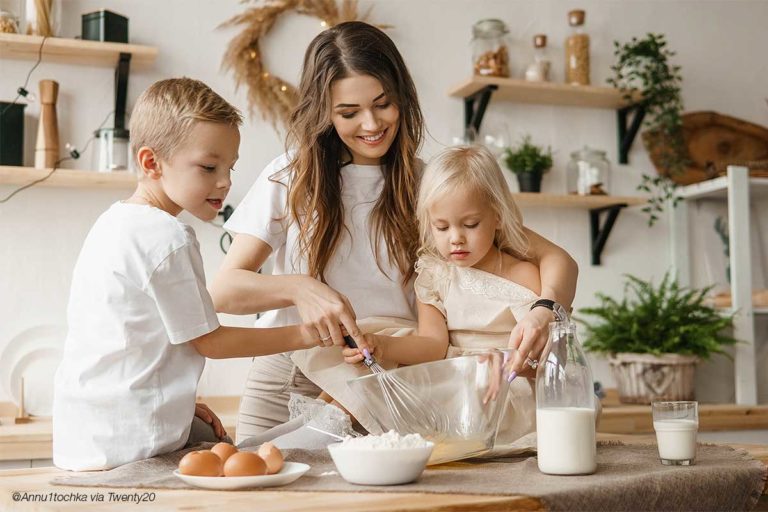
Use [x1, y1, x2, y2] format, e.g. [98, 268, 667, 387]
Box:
[1, 435, 766, 512]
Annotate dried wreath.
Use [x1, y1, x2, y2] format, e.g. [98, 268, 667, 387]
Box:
[220, 0, 389, 129]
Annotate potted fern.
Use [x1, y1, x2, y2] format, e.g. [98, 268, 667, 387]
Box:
[503, 135, 553, 192]
[578, 272, 737, 404]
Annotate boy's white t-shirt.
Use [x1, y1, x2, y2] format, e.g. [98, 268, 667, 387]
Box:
[224, 153, 416, 329]
[53, 202, 219, 471]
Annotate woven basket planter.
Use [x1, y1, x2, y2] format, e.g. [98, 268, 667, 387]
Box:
[608, 353, 699, 404]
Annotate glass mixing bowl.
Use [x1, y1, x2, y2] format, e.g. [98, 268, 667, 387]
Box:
[347, 350, 512, 465]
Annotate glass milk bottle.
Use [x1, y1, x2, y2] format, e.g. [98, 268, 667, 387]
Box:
[536, 321, 597, 475]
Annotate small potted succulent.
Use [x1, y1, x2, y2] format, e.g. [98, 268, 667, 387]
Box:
[503, 135, 553, 193]
[577, 272, 737, 404]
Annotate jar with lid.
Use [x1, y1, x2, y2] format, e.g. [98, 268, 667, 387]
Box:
[567, 147, 610, 196]
[471, 19, 510, 78]
[0, 9, 18, 32]
[565, 9, 590, 85]
[536, 320, 597, 475]
[525, 34, 550, 82]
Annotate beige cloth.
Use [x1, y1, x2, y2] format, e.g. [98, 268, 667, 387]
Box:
[290, 316, 416, 434]
[52, 441, 768, 512]
[414, 255, 540, 454]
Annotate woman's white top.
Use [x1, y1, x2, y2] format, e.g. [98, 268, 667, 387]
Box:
[224, 153, 416, 327]
[53, 203, 216, 470]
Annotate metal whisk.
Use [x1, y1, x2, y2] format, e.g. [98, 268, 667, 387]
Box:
[344, 336, 448, 436]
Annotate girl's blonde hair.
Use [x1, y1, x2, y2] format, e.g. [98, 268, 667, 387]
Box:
[278, 21, 423, 284]
[417, 145, 529, 261]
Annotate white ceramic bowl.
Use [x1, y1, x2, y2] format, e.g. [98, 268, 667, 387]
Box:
[327, 441, 434, 486]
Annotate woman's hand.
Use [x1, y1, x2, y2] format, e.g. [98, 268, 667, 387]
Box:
[292, 276, 362, 347]
[505, 307, 554, 380]
[342, 334, 381, 365]
[195, 403, 227, 439]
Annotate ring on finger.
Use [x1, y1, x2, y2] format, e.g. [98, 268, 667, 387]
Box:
[320, 334, 332, 342]
[525, 357, 539, 369]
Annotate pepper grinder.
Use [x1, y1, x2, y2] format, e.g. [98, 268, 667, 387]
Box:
[34, 79, 59, 168]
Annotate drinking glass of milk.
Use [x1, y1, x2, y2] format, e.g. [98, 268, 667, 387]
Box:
[652, 401, 698, 466]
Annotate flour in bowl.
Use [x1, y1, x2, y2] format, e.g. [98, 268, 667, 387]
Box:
[338, 430, 429, 450]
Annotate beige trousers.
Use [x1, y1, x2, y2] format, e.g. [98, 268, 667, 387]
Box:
[235, 352, 321, 445]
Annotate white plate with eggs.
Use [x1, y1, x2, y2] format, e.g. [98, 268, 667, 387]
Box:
[173, 462, 311, 490]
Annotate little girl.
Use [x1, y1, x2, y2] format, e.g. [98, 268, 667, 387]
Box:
[344, 144, 544, 451]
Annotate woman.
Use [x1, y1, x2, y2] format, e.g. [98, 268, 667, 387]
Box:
[211, 21, 577, 442]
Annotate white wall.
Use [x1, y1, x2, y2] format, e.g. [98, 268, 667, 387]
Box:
[1, 0, 766, 405]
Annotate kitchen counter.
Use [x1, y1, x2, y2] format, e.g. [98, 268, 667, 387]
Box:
[0, 435, 766, 512]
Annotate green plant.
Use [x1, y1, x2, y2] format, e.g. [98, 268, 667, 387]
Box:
[578, 272, 737, 359]
[608, 33, 688, 226]
[503, 135, 553, 175]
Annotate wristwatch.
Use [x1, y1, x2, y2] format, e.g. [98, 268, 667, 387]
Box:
[530, 299, 568, 321]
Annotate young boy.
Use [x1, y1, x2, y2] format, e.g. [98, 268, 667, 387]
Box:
[52, 78, 331, 471]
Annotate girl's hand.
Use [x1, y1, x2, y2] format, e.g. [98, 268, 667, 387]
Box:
[342, 334, 380, 365]
[505, 307, 554, 380]
[195, 402, 227, 439]
[293, 276, 363, 348]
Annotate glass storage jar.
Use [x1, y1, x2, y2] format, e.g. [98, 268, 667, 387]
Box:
[0, 9, 19, 33]
[525, 34, 550, 82]
[565, 9, 590, 85]
[567, 147, 610, 196]
[472, 19, 510, 77]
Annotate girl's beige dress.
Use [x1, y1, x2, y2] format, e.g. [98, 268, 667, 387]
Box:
[413, 254, 540, 453]
[291, 254, 540, 453]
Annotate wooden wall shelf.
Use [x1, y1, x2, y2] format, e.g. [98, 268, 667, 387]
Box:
[448, 76, 646, 166]
[0, 34, 158, 131]
[0, 33, 157, 68]
[513, 192, 647, 209]
[514, 192, 647, 265]
[448, 76, 640, 109]
[0, 166, 136, 189]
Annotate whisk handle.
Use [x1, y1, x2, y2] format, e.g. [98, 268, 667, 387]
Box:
[343, 335, 358, 349]
[344, 335, 375, 368]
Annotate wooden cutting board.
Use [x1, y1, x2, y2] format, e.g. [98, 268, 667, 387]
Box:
[648, 111, 768, 185]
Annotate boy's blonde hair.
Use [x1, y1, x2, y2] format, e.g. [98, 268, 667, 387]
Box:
[130, 77, 242, 164]
[417, 145, 529, 261]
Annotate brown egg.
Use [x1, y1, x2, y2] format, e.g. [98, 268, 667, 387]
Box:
[257, 442, 284, 474]
[178, 450, 223, 477]
[211, 442, 238, 463]
[223, 451, 267, 477]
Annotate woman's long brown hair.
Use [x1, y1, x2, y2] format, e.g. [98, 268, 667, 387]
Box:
[279, 21, 424, 285]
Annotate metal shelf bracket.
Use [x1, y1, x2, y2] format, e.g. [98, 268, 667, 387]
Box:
[590, 203, 629, 265]
[464, 85, 497, 134]
[617, 104, 646, 164]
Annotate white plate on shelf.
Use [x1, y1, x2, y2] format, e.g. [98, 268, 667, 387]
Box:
[0, 324, 66, 416]
[173, 462, 310, 490]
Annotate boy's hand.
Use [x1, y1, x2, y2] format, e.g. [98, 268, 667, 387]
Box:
[342, 333, 380, 365]
[195, 402, 227, 439]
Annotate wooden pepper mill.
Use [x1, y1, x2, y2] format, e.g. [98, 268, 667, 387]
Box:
[34, 79, 60, 169]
